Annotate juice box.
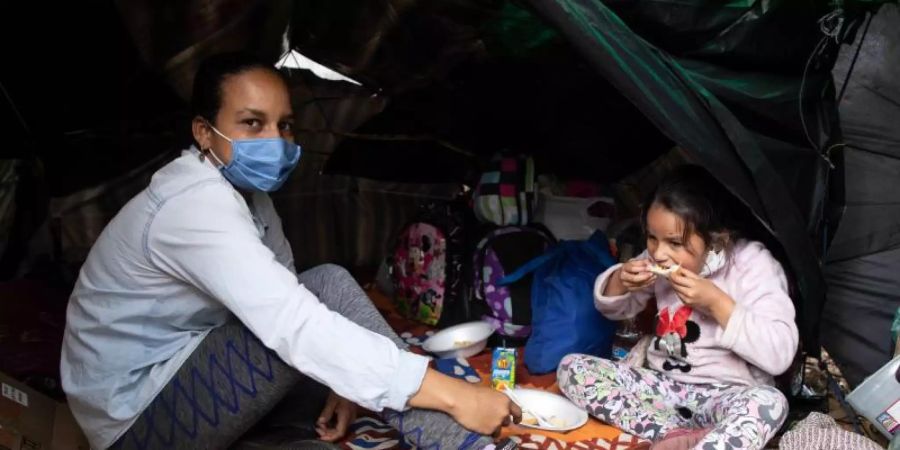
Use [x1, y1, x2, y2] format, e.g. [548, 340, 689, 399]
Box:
[491, 347, 516, 391]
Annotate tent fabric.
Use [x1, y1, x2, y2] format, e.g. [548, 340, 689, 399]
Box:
[48, 151, 174, 271]
[0, 158, 50, 280]
[504, 0, 849, 232]
[827, 3, 900, 262]
[0, 161, 19, 261]
[822, 3, 900, 386]
[322, 57, 676, 183]
[115, 0, 292, 100]
[823, 246, 900, 387]
[298, 0, 676, 182]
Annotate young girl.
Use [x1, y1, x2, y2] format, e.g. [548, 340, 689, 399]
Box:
[558, 165, 798, 450]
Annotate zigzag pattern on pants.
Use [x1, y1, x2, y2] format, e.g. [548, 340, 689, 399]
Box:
[113, 328, 276, 450]
[382, 410, 484, 450]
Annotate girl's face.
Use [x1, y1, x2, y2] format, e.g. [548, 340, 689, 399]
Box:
[194, 68, 294, 165]
[645, 203, 707, 274]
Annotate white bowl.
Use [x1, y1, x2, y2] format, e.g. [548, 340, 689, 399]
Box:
[510, 388, 589, 432]
[422, 321, 495, 359]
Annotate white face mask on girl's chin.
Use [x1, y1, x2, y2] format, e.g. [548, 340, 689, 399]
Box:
[699, 248, 727, 278]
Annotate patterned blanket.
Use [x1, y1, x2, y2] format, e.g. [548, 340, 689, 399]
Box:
[338, 290, 647, 450]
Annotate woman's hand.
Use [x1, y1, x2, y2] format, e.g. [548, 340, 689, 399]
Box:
[669, 267, 735, 327]
[604, 259, 656, 296]
[316, 391, 358, 442]
[449, 385, 522, 437]
[408, 369, 521, 438]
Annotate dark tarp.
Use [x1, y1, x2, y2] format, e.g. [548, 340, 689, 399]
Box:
[1, 1, 188, 196]
[322, 56, 675, 183]
[300, 0, 676, 182]
[582, 0, 843, 232]
[824, 3, 900, 387]
[824, 248, 900, 386]
[827, 3, 900, 263]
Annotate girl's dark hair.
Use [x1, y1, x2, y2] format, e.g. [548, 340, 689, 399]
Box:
[191, 52, 287, 123]
[641, 164, 751, 253]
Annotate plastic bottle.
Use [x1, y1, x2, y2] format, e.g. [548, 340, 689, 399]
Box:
[611, 318, 641, 361]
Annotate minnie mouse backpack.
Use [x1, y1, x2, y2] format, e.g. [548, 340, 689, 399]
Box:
[389, 200, 477, 327]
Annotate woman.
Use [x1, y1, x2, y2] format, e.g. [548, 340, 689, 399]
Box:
[60, 52, 519, 450]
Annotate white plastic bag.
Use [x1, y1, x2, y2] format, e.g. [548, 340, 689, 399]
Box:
[534, 193, 613, 241]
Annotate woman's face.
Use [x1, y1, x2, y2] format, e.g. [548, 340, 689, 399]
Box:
[645, 203, 707, 273]
[193, 68, 294, 165]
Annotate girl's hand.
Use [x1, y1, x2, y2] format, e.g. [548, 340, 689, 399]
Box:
[669, 267, 735, 327]
[618, 259, 657, 292]
[604, 259, 656, 296]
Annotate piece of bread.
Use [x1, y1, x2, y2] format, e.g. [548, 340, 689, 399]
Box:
[520, 412, 567, 428]
[521, 412, 538, 426]
[649, 263, 680, 278]
[548, 416, 567, 428]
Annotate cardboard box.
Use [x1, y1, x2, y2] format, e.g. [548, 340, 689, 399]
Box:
[0, 372, 88, 450]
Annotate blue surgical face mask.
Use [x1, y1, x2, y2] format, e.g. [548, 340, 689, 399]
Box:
[205, 123, 301, 192]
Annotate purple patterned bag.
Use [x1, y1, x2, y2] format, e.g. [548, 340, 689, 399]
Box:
[472, 226, 555, 337]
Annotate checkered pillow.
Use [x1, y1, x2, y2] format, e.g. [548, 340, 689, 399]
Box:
[474, 154, 537, 226]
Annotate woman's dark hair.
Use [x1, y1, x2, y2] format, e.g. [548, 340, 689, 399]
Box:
[641, 164, 752, 253]
[191, 52, 287, 123]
